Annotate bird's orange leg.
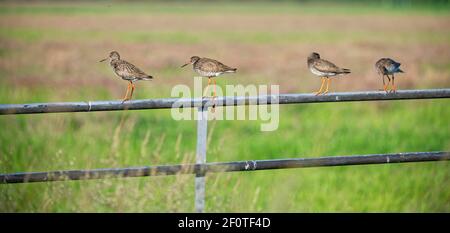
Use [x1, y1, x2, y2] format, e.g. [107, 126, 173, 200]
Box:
[203, 78, 211, 98]
[314, 78, 326, 95]
[212, 78, 217, 111]
[129, 82, 136, 100]
[322, 78, 331, 95]
[386, 75, 391, 92]
[382, 75, 388, 92]
[122, 82, 131, 102]
[391, 75, 396, 93]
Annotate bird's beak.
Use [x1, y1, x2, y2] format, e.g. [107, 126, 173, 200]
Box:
[99, 58, 107, 62]
[180, 62, 190, 68]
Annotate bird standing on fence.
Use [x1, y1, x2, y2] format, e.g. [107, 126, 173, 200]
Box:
[100, 51, 153, 102]
[375, 58, 404, 93]
[181, 56, 237, 102]
[307, 52, 351, 95]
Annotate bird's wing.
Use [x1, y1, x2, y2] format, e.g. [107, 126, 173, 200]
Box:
[197, 58, 235, 73]
[375, 59, 388, 74]
[377, 58, 401, 73]
[388, 59, 401, 69]
[198, 59, 221, 73]
[115, 60, 151, 79]
[215, 61, 236, 72]
[312, 59, 341, 74]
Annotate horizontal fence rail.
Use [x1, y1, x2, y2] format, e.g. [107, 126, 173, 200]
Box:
[1, 89, 449, 115]
[1, 151, 448, 184]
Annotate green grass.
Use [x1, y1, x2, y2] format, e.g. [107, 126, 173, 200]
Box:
[0, 1, 449, 212]
[2, 27, 449, 45]
[1, 100, 449, 212]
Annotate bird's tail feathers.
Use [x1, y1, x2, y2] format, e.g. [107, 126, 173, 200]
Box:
[398, 68, 404, 73]
[140, 75, 153, 81]
[340, 68, 351, 74]
[225, 68, 237, 73]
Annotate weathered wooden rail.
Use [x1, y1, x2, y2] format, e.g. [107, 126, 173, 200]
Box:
[1, 89, 449, 213]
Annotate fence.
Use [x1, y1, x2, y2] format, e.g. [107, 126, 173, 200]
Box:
[1, 89, 450, 212]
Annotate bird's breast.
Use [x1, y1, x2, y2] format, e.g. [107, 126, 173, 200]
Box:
[194, 68, 221, 77]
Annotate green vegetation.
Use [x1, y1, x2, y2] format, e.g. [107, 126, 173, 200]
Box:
[2, 27, 449, 45]
[1, 101, 449, 212]
[0, 1, 449, 212]
[0, 1, 449, 16]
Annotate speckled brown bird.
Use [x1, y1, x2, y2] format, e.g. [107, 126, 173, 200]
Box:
[375, 58, 404, 93]
[307, 52, 351, 95]
[100, 51, 153, 102]
[181, 56, 237, 99]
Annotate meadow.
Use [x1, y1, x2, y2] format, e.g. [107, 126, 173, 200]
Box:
[0, 1, 449, 212]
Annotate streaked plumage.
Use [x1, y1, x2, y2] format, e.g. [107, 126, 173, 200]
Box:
[375, 58, 404, 93]
[375, 58, 403, 75]
[111, 60, 153, 81]
[181, 56, 236, 107]
[100, 51, 153, 102]
[307, 52, 351, 77]
[183, 56, 237, 78]
[105, 51, 153, 81]
[307, 52, 350, 95]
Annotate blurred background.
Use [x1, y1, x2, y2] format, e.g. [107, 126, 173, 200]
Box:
[0, 0, 449, 212]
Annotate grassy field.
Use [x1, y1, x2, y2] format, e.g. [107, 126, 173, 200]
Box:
[0, 1, 449, 212]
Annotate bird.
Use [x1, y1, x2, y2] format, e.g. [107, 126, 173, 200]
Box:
[307, 52, 351, 95]
[181, 56, 237, 101]
[100, 51, 153, 102]
[375, 58, 404, 93]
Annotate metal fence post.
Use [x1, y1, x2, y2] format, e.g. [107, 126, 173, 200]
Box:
[195, 105, 208, 213]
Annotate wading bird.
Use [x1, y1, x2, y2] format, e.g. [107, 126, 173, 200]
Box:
[181, 56, 237, 101]
[375, 58, 404, 93]
[307, 52, 351, 95]
[100, 51, 153, 102]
